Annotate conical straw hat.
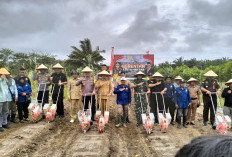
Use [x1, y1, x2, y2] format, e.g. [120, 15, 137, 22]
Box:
[52, 63, 64, 69]
[0, 68, 10, 75]
[152, 72, 164, 78]
[98, 70, 110, 75]
[187, 77, 198, 83]
[204, 70, 218, 77]
[82, 66, 93, 72]
[134, 71, 145, 77]
[175, 76, 183, 80]
[225, 79, 232, 86]
[37, 64, 48, 70]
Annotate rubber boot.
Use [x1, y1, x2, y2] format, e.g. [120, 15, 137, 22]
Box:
[11, 114, 18, 123]
[115, 117, 122, 128]
[122, 116, 127, 128]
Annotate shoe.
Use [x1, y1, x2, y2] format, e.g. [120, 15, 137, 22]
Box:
[171, 121, 175, 125]
[59, 115, 64, 119]
[136, 123, 141, 127]
[190, 122, 195, 125]
[42, 114, 46, 119]
[177, 124, 181, 129]
[126, 117, 131, 123]
[0, 127, 4, 132]
[11, 114, 18, 123]
[212, 123, 216, 130]
[186, 122, 189, 125]
[24, 118, 29, 121]
[115, 123, 122, 128]
[90, 121, 93, 125]
[203, 122, 207, 126]
[122, 123, 127, 128]
[20, 120, 24, 123]
[70, 119, 75, 123]
[183, 123, 188, 128]
[2, 124, 10, 129]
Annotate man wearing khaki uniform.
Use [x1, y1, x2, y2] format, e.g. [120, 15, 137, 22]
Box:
[95, 70, 114, 116]
[68, 70, 82, 123]
[186, 78, 201, 125]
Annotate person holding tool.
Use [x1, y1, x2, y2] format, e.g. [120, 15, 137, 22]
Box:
[114, 77, 131, 128]
[201, 70, 221, 129]
[186, 78, 201, 125]
[76, 67, 96, 124]
[95, 70, 114, 116]
[175, 80, 192, 129]
[148, 72, 166, 124]
[131, 71, 148, 127]
[51, 63, 67, 119]
[164, 76, 176, 125]
[67, 70, 82, 123]
[33, 64, 51, 119]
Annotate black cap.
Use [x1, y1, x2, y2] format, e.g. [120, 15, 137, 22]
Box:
[165, 76, 172, 80]
[71, 70, 79, 75]
[102, 64, 107, 67]
[20, 67, 26, 71]
[179, 79, 186, 84]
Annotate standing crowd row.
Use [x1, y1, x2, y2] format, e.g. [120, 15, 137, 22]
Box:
[0, 63, 232, 132]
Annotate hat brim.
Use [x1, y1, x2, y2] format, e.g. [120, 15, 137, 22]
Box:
[134, 74, 145, 77]
[225, 82, 232, 86]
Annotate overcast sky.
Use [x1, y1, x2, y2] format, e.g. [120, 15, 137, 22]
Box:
[0, 0, 231, 65]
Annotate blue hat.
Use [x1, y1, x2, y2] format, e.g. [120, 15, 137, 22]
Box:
[71, 70, 79, 75]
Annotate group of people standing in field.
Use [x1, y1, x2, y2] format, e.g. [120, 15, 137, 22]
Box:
[0, 63, 232, 132]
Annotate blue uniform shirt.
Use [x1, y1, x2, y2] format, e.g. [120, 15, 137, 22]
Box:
[165, 83, 175, 99]
[114, 84, 131, 105]
[174, 86, 192, 109]
[7, 78, 18, 102]
[17, 83, 32, 103]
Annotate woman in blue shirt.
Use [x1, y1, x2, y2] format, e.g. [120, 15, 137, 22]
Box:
[114, 77, 131, 128]
[17, 77, 32, 123]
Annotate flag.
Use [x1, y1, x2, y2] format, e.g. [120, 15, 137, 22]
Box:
[109, 47, 114, 76]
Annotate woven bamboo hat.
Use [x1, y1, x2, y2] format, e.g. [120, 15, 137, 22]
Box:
[204, 70, 218, 77]
[187, 77, 198, 83]
[0, 68, 10, 75]
[225, 79, 232, 86]
[98, 70, 110, 76]
[37, 64, 48, 70]
[152, 72, 164, 78]
[82, 66, 93, 72]
[134, 71, 145, 77]
[52, 63, 64, 69]
[175, 76, 183, 80]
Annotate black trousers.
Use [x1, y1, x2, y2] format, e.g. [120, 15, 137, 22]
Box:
[52, 92, 64, 116]
[37, 91, 49, 107]
[150, 93, 164, 123]
[203, 95, 217, 123]
[164, 97, 176, 122]
[82, 95, 96, 120]
[177, 108, 188, 124]
[17, 102, 29, 120]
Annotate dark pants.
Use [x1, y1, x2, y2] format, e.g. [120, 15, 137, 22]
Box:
[82, 95, 96, 120]
[165, 97, 176, 122]
[177, 108, 188, 124]
[203, 95, 217, 124]
[37, 91, 49, 107]
[150, 93, 164, 123]
[17, 102, 29, 120]
[53, 92, 64, 116]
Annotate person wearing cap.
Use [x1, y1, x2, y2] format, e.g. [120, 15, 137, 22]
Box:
[14, 67, 31, 86]
[95, 70, 114, 116]
[6, 74, 18, 124]
[131, 71, 148, 126]
[16, 77, 32, 123]
[51, 63, 67, 118]
[148, 72, 166, 124]
[186, 78, 201, 125]
[0, 68, 11, 132]
[174, 80, 192, 129]
[144, 62, 154, 76]
[67, 70, 82, 123]
[76, 67, 96, 123]
[201, 70, 221, 129]
[164, 76, 176, 125]
[114, 77, 131, 128]
[33, 64, 51, 118]
[222, 79, 232, 127]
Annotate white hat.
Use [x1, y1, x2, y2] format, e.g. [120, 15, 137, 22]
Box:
[98, 70, 110, 76]
[175, 76, 183, 80]
[225, 79, 232, 86]
[120, 77, 127, 81]
[187, 77, 198, 83]
[37, 64, 48, 70]
[134, 71, 145, 77]
[152, 72, 164, 78]
[52, 63, 64, 69]
[204, 70, 218, 77]
[82, 66, 93, 72]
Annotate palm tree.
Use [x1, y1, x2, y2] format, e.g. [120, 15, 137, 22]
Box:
[66, 38, 105, 71]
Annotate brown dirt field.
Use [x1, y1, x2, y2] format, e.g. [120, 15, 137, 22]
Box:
[0, 97, 231, 157]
